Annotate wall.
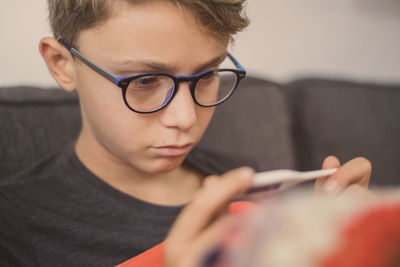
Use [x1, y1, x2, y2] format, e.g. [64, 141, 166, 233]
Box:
[1, 0, 399, 87]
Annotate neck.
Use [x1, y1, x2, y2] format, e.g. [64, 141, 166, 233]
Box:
[74, 131, 204, 206]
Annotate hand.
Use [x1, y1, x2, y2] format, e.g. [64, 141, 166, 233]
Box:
[315, 156, 372, 195]
[164, 167, 254, 267]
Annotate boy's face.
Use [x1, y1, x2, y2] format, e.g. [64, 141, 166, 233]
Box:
[72, 1, 228, 174]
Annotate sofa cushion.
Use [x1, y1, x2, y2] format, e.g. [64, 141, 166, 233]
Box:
[286, 79, 400, 186]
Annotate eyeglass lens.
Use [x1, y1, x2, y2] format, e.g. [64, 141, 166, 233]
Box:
[124, 70, 238, 112]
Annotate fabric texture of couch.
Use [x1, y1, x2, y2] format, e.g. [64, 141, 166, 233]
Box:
[1, 76, 399, 186]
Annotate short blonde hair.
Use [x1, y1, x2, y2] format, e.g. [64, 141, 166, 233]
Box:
[47, 0, 249, 44]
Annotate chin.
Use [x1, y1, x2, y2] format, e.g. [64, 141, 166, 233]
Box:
[142, 156, 186, 174]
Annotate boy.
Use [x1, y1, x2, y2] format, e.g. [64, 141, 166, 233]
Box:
[0, 0, 371, 266]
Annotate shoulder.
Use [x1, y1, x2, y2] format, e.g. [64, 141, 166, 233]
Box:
[0, 146, 74, 266]
[0, 144, 73, 211]
[0, 150, 61, 218]
[0, 143, 74, 187]
[0, 189, 40, 266]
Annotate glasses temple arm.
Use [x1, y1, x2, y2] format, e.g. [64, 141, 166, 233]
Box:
[57, 39, 118, 84]
[227, 52, 245, 71]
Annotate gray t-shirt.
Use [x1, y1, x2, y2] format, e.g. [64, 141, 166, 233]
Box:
[0, 143, 253, 266]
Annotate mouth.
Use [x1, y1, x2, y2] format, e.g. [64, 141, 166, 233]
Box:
[151, 143, 194, 157]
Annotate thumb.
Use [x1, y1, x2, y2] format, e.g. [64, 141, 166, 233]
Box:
[315, 156, 341, 192]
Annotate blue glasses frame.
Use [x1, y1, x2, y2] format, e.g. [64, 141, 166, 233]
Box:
[58, 39, 246, 114]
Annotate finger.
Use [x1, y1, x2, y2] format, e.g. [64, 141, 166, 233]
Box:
[191, 175, 219, 199]
[202, 176, 231, 219]
[179, 215, 234, 267]
[315, 156, 341, 192]
[341, 184, 376, 199]
[322, 155, 341, 169]
[325, 157, 371, 194]
[168, 167, 254, 242]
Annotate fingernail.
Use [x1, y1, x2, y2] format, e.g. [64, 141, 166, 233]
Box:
[324, 179, 338, 193]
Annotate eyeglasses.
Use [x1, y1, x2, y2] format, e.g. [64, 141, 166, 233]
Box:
[58, 39, 246, 114]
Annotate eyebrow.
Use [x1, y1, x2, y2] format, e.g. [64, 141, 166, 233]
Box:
[110, 53, 228, 75]
[194, 53, 227, 73]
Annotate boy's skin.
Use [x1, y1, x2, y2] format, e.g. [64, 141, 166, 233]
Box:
[39, 1, 371, 266]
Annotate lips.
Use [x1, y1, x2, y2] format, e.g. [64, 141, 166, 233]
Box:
[152, 143, 194, 157]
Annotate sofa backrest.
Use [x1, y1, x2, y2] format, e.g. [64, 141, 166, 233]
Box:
[1, 77, 399, 186]
[286, 79, 400, 186]
[194, 77, 296, 172]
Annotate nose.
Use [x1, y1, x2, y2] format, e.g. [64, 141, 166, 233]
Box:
[159, 82, 197, 131]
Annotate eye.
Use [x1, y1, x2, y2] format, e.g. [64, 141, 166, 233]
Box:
[129, 76, 161, 90]
[135, 76, 159, 86]
[201, 71, 219, 81]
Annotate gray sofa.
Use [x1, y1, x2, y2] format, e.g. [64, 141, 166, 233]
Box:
[1, 76, 399, 186]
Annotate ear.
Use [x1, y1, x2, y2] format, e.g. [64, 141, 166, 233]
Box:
[39, 37, 77, 92]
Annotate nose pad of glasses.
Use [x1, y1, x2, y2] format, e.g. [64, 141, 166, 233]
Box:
[162, 86, 175, 106]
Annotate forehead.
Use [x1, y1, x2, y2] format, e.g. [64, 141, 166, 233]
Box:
[75, 1, 229, 73]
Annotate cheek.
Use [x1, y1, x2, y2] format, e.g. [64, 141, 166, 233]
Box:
[76, 66, 122, 112]
[75, 67, 154, 152]
[195, 106, 215, 139]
